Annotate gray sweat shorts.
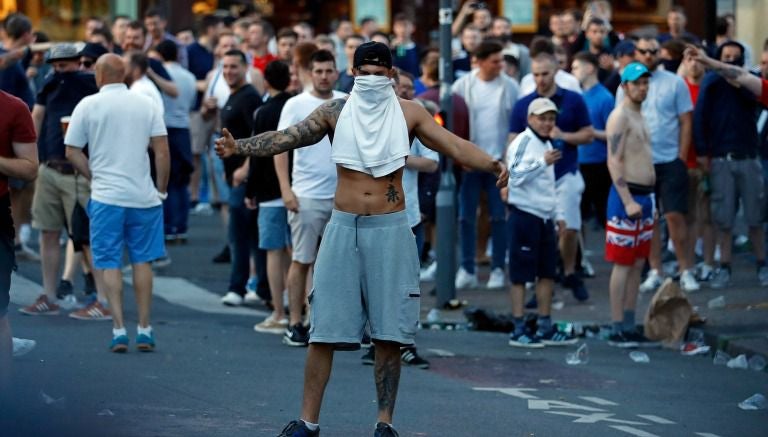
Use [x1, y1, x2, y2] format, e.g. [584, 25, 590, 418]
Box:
[308, 209, 421, 350]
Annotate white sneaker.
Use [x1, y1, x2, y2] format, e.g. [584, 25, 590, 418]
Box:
[639, 269, 663, 293]
[243, 291, 261, 305]
[254, 315, 289, 334]
[697, 263, 715, 282]
[455, 267, 478, 289]
[190, 202, 214, 216]
[220, 291, 244, 306]
[486, 268, 506, 289]
[12, 337, 36, 357]
[419, 261, 437, 282]
[57, 294, 79, 310]
[680, 269, 701, 293]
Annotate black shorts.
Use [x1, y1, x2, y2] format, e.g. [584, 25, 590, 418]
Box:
[579, 163, 612, 226]
[507, 205, 557, 284]
[654, 159, 689, 215]
[0, 195, 15, 318]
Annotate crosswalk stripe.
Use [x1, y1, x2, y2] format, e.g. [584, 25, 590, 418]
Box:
[11, 273, 268, 318]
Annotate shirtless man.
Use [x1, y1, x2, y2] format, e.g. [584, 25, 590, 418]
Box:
[216, 42, 507, 437]
[604, 63, 659, 348]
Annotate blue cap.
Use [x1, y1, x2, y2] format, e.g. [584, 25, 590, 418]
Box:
[614, 40, 636, 57]
[621, 62, 651, 83]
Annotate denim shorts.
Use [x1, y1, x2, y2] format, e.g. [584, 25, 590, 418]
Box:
[309, 209, 420, 350]
[88, 200, 165, 269]
[258, 206, 291, 250]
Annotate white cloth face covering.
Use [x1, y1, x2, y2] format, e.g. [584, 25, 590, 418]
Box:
[331, 75, 411, 177]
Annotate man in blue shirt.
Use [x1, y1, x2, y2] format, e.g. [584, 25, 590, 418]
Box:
[572, 52, 614, 230]
[693, 41, 768, 288]
[616, 36, 699, 293]
[509, 53, 594, 302]
[0, 13, 34, 108]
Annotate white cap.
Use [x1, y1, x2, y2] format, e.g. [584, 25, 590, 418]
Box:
[527, 97, 558, 116]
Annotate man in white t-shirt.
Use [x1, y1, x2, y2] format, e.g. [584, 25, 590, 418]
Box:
[452, 39, 520, 290]
[275, 49, 345, 347]
[64, 54, 170, 353]
[124, 51, 164, 112]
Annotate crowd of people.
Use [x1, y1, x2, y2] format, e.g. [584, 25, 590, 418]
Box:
[2, 1, 768, 434]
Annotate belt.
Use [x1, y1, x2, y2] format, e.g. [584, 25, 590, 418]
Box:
[45, 160, 75, 175]
[712, 152, 757, 161]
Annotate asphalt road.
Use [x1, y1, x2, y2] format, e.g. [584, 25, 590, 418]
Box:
[3, 214, 767, 437]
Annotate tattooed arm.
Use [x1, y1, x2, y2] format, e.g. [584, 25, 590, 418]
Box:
[215, 98, 345, 158]
[605, 110, 641, 218]
[685, 45, 762, 97]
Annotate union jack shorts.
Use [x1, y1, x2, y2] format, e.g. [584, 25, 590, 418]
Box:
[605, 186, 655, 266]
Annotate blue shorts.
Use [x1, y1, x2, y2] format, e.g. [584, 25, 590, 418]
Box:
[507, 205, 557, 284]
[258, 206, 291, 250]
[88, 200, 165, 269]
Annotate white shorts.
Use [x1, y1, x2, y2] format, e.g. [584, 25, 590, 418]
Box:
[287, 197, 334, 264]
[556, 171, 585, 230]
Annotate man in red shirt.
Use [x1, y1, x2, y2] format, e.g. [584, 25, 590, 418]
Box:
[681, 48, 716, 282]
[247, 20, 277, 74]
[0, 90, 38, 388]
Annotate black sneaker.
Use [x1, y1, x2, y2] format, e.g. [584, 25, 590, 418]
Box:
[283, 323, 309, 347]
[56, 279, 74, 299]
[623, 330, 661, 348]
[374, 422, 399, 437]
[83, 272, 96, 296]
[277, 419, 319, 437]
[538, 327, 579, 346]
[607, 332, 639, 349]
[361, 345, 375, 365]
[400, 347, 430, 369]
[562, 274, 589, 302]
[212, 245, 231, 263]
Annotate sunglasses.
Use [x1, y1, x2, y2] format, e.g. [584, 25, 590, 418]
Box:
[637, 49, 659, 56]
[80, 60, 94, 68]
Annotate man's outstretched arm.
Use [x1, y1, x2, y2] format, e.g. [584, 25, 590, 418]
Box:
[215, 99, 344, 158]
[685, 45, 762, 97]
[410, 101, 508, 187]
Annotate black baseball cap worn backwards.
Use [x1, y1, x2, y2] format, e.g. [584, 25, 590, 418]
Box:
[353, 41, 393, 69]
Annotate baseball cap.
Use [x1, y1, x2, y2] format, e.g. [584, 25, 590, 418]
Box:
[527, 97, 558, 116]
[47, 43, 80, 63]
[621, 62, 651, 83]
[78, 42, 108, 60]
[353, 41, 393, 69]
[614, 40, 636, 58]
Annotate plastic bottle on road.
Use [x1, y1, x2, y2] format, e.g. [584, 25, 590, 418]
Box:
[738, 394, 767, 410]
[727, 354, 749, 369]
[748, 355, 766, 372]
[713, 350, 731, 365]
[629, 351, 650, 363]
[707, 296, 726, 309]
[565, 343, 589, 365]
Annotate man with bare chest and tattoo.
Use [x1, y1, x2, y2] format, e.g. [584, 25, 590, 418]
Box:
[604, 63, 659, 348]
[216, 42, 508, 437]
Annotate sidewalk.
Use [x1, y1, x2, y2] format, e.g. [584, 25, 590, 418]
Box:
[418, 231, 768, 359]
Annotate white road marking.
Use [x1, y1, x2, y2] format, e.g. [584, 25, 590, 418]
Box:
[546, 412, 646, 425]
[637, 415, 675, 425]
[9, 273, 43, 306]
[11, 273, 268, 317]
[695, 433, 723, 437]
[580, 396, 619, 406]
[472, 387, 539, 399]
[528, 400, 605, 412]
[609, 425, 660, 437]
[427, 348, 455, 357]
[129, 276, 269, 317]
